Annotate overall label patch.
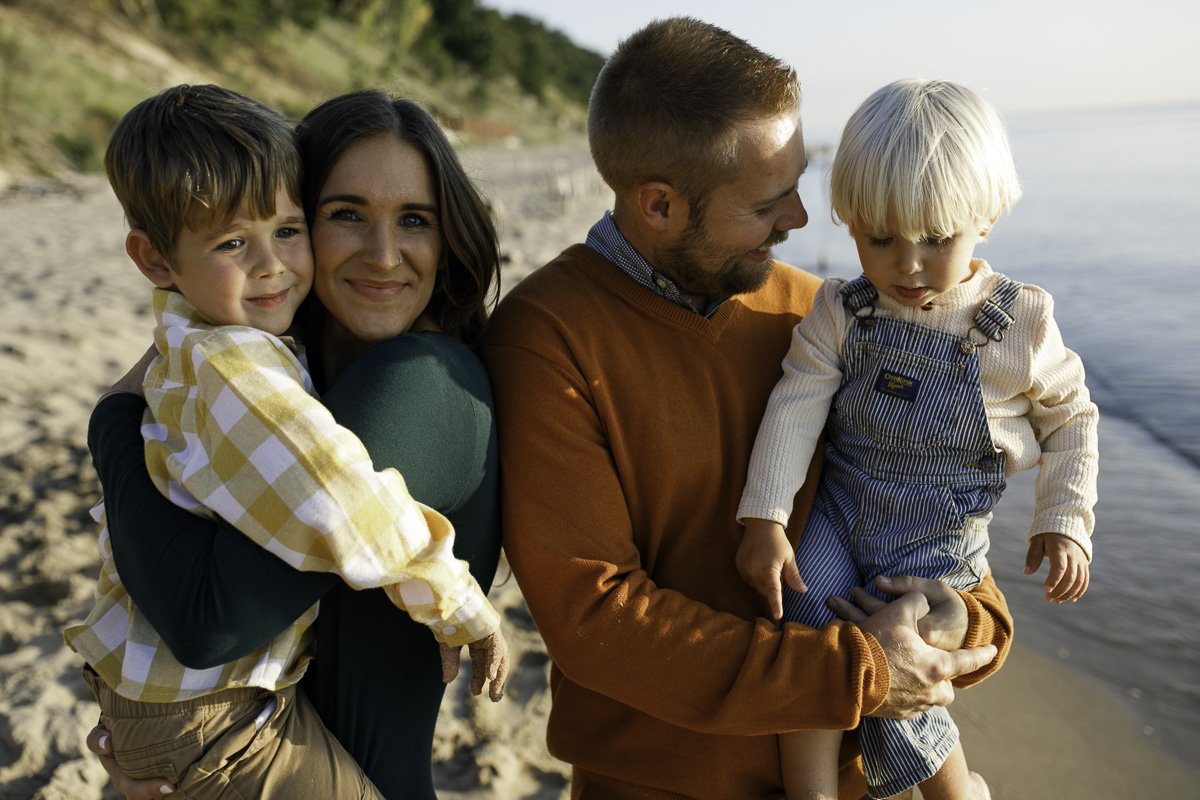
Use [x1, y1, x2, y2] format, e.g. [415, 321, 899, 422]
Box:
[875, 369, 920, 401]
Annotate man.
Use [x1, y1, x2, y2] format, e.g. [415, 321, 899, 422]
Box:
[481, 17, 1012, 799]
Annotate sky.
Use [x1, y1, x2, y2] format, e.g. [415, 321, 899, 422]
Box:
[483, 0, 1200, 143]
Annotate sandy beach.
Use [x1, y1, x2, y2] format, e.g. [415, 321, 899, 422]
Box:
[1, 140, 1196, 800]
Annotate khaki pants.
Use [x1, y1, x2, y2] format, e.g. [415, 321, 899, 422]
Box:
[83, 667, 381, 799]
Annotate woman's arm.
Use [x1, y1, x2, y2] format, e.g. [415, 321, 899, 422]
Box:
[88, 393, 336, 668]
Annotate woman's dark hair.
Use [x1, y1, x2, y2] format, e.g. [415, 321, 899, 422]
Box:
[297, 90, 501, 346]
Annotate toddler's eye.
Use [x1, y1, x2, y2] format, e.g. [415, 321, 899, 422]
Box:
[868, 236, 893, 248]
[216, 238, 244, 252]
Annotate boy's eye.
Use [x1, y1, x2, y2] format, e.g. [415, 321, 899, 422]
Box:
[920, 235, 953, 247]
[216, 238, 245, 252]
[276, 226, 305, 240]
[868, 236, 893, 248]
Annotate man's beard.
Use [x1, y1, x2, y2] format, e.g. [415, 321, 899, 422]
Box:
[658, 221, 787, 299]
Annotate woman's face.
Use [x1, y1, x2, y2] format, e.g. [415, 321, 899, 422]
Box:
[310, 133, 442, 345]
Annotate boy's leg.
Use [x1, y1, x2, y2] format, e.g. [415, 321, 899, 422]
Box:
[912, 743, 990, 800]
[780, 728, 842, 800]
[83, 668, 379, 799]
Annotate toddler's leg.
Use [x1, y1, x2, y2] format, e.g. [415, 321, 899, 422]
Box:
[779, 729, 841, 800]
[914, 742, 990, 800]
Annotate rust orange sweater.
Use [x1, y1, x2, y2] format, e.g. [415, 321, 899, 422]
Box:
[482, 245, 1013, 799]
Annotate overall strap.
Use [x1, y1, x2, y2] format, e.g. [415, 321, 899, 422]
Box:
[972, 275, 1024, 341]
[839, 274, 878, 314]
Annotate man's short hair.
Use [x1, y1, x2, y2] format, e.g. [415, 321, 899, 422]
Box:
[588, 17, 801, 207]
[105, 84, 301, 257]
[830, 79, 1022, 241]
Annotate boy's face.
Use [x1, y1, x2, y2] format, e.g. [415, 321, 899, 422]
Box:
[851, 224, 987, 308]
[167, 186, 312, 335]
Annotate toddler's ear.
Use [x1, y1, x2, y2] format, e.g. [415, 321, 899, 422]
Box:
[125, 230, 175, 288]
[978, 215, 1000, 239]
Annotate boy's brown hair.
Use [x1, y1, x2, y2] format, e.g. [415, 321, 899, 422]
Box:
[105, 84, 301, 258]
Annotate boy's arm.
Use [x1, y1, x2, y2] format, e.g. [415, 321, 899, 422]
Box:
[1023, 292, 1099, 559]
[179, 331, 498, 646]
[88, 393, 335, 669]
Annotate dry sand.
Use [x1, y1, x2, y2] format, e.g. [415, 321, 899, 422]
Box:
[1, 140, 1195, 799]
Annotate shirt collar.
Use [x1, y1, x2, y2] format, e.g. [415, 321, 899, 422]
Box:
[585, 211, 726, 318]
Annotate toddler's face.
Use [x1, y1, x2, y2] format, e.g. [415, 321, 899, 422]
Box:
[167, 184, 313, 334]
[851, 224, 987, 308]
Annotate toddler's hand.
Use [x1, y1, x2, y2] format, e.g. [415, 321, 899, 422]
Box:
[1024, 532, 1089, 603]
[736, 518, 804, 620]
[440, 629, 509, 702]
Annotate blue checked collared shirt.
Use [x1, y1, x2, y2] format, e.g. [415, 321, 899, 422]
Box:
[585, 211, 727, 318]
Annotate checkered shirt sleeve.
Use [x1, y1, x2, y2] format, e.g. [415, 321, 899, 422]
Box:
[142, 294, 499, 649]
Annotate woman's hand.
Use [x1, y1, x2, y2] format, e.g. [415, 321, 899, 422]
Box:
[98, 345, 158, 402]
[439, 629, 510, 701]
[86, 725, 175, 798]
[827, 574, 971, 651]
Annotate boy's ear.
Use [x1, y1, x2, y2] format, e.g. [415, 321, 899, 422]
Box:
[125, 230, 176, 288]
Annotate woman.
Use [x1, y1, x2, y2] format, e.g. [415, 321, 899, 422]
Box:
[86, 90, 505, 799]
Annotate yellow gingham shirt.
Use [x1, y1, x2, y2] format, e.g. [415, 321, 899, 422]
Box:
[65, 289, 500, 703]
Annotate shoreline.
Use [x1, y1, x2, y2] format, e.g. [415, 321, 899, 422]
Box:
[0, 141, 1195, 799]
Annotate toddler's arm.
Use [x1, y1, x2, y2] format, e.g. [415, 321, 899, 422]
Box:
[1024, 532, 1089, 602]
[736, 517, 805, 620]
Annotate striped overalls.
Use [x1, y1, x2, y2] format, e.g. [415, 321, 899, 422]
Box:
[781, 274, 1022, 797]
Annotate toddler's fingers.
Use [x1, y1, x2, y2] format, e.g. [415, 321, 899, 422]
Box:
[1024, 542, 1046, 575]
[489, 648, 509, 702]
[781, 558, 806, 595]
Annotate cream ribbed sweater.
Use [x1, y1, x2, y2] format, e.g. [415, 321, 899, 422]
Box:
[738, 260, 1098, 559]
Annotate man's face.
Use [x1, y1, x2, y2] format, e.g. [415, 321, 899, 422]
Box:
[658, 114, 809, 297]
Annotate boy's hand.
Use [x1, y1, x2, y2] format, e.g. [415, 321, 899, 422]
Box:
[1024, 532, 1090, 603]
[439, 629, 509, 701]
[736, 518, 804, 621]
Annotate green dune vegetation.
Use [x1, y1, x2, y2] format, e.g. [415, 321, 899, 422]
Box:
[0, 0, 605, 183]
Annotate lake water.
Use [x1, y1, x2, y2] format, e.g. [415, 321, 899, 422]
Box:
[778, 101, 1200, 761]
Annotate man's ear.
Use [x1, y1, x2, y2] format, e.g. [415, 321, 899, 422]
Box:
[633, 181, 691, 237]
[125, 230, 176, 288]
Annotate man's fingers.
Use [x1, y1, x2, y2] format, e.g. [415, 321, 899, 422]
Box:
[942, 644, 998, 680]
[848, 586, 887, 614]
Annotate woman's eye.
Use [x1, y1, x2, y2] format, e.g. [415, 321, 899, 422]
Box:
[399, 213, 431, 228]
[327, 208, 361, 222]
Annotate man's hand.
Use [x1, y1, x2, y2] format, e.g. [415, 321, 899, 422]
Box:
[846, 591, 996, 719]
[736, 518, 805, 620]
[1025, 533, 1089, 603]
[828, 575, 970, 651]
[439, 629, 510, 701]
[86, 724, 175, 798]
